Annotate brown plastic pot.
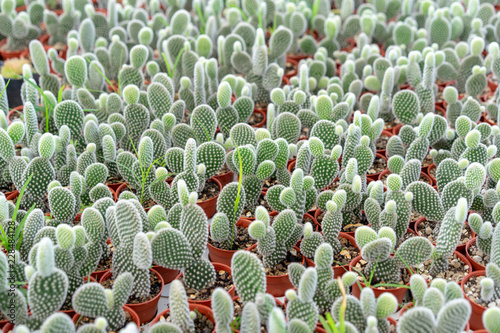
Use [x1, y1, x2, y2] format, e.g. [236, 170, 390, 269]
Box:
[99, 268, 164, 324]
[175, 263, 235, 307]
[150, 303, 214, 327]
[488, 73, 498, 92]
[390, 124, 403, 135]
[461, 270, 487, 331]
[466, 237, 486, 271]
[7, 105, 23, 125]
[196, 177, 222, 219]
[72, 305, 140, 329]
[0, 39, 28, 60]
[250, 109, 267, 128]
[349, 255, 410, 305]
[213, 170, 234, 188]
[266, 247, 305, 297]
[207, 218, 257, 266]
[304, 232, 357, 278]
[152, 266, 179, 285]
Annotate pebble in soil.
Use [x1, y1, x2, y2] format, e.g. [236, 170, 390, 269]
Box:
[101, 270, 162, 304]
[376, 135, 390, 151]
[180, 270, 234, 301]
[251, 247, 303, 276]
[158, 309, 214, 333]
[242, 193, 274, 218]
[468, 243, 489, 266]
[367, 157, 387, 176]
[332, 237, 359, 266]
[415, 253, 470, 284]
[249, 111, 264, 126]
[417, 220, 472, 246]
[464, 275, 500, 308]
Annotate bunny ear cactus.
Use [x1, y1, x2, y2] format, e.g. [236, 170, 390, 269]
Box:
[26, 238, 69, 325]
[355, 226, 434, 284]
[400, 275, 471, 333]
[122, 85, 151, 152]
[331, 290, 398, 333]
[107, 200, 152, 298]
[152, 180, 215, 290]
[212, 287, 234, 333]
[406, 181, 445, 223]
[79, 207, 105, 277]
[266, 168, 316, 223]
[461, 129, 489, 166]
[0, 252, 29, 326]
[429, 198, 468, 276]
[210, 182, 246, 250]
[405, 113, 434, 163]
[248, 207, 303, 268]
[285, 268, 319, 331]
[73, 273, 134, 331]
[468, 213, 493, 256]
[48, 183, 77, 224]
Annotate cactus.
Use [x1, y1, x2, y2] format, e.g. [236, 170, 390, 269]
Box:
[73, 273, 134, 331]
[399, 274, 471, 333]
[248, 206, 303, 268]
[107, 200, 152, 298]
[0, 0, 41, 51]
[210, 182, 246, 250]
[152, 180, 215, 290]
[331, 289, 397, 333]
[354, 226, 434, 284]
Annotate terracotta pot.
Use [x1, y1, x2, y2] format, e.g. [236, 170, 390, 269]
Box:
[284, 57, 299, 79]
[107, 183, 123, 192]
[0, 39, 29, 60]
[2, 323, 13, 332]
[462, 270, 487, 331]
[175, 263, 235, 307]
[213, 170, 234, 189]
[7, 105, 23, 125]
[207, 218, 257, 266]
[99, 268, 164, 324]
[15, 5, 27, 12]
[250, 109, 267, 128]
[286, 54, 310, 62]
[5, 191, 19, 201]
[427, 163, 436, 186]
[151, 265, 178, 284]
[435, 105, 447, 119]
[72, 305, 140, 329]
[488, 73, 498, 92]
[391, 123, 403, 135]
[349, 255, 410, 305]
[366, 153, 388, 181]
[466, 237, 486, 271]
[150, 303, 214, 327]
[196, 177, 222, 219]
[266, 247, 305, 297]
[304, 232, 357, 278]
